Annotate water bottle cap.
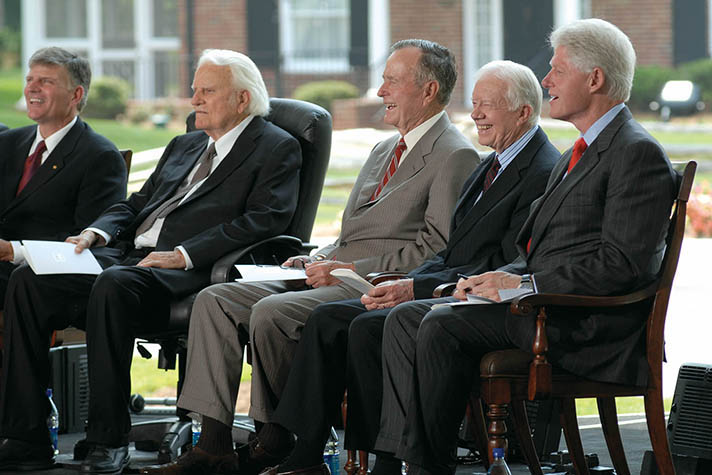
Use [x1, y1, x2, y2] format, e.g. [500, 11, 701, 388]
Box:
[492, 447, 504, 458]
[46, 388, 53, 397]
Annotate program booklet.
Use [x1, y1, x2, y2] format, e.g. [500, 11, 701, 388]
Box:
[329, 268, 375, 294]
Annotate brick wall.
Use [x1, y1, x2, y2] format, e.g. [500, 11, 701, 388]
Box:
[592, 0, 674, 67]
[390, 0, 466, 107]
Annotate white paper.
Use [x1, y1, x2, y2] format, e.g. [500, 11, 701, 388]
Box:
[22, 240, 103, 275]
[329, 268, 375, 294]
[431, 288, 533, 309]
[234, 264, 307, 282]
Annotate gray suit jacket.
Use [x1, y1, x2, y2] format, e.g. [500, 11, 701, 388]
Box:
[318, 113, 479, 275]
[502, 107, 677, 386]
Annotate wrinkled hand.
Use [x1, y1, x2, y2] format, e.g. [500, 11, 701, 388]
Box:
[282, 254, 316, 269]
[361, 278, 414, 310]
[453, 271, 521, 302]
[136, 250, 186, 269]
[305, 260, 355, 288]
[0, 239, 13, 262]
[66, 230, 105, 254]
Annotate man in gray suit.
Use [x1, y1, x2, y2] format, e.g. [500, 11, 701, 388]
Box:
[375, 19, 677, 475]
[143, 39, 479, 474]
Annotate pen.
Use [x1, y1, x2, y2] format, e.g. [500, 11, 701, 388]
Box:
[457, 273, 472, 292]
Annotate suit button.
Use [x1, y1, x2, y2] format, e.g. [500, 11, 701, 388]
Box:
[340, 241, 348, 247]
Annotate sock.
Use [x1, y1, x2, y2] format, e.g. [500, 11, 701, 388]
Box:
[371, 451, 402, 475]
[196, 415, 233, 456]
[278, 436, 325, 471]
[257, 422, 294, 454]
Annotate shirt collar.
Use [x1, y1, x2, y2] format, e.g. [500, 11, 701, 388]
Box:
[496, 124, 538, 172]
[580, 103, 625, 146]
[206, 114, 256, 160]
[400, 110, 445, 161]
[33, 115, 78, 156]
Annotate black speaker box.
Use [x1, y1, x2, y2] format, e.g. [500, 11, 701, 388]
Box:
[48, 344, 90, 434]
[667, 363, 712, 462]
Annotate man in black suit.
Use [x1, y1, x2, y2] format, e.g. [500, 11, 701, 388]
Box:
[252, 61, 559, 475]
[0, 48, 301, 474]
[0, 47, 126, 316]
[377, 19, 678, 475]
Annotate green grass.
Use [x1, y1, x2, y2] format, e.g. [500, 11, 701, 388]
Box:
[574, 397, 672, 416]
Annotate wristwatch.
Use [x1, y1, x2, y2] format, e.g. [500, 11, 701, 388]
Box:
[519, 274, 533, 290]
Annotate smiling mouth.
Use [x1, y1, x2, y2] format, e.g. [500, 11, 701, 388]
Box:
[549, 95, 559, 102]
[385, 103, 396, 110]
[28, 98, 44, 104]
[477, 125, 492, 131]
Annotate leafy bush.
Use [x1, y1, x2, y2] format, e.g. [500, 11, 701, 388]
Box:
[687, 180, 712, 237]
[82, 76, 131, 119]
[0, 28, 21, 69]
[678, 59, 712, 103]
[292, 80, 359, 113]
[629, 65, 674, 112]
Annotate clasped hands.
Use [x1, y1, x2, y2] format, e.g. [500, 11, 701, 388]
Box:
[453, 271, 522, 302]
[65, 230, 186, 269]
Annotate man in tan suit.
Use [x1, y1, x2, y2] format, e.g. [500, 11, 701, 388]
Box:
[142, 39, 479, 475]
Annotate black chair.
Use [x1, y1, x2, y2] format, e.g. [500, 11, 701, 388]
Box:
[128, 98, 332, 463]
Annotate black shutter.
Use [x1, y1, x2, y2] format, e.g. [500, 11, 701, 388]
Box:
[247, 0, 280, 67]
[503, 0, 553, 82]
[674, 0, 708, 65]
[349, 0, 368, 67]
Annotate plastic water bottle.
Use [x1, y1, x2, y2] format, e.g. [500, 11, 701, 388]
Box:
[191, 417, 202, 446]
[46, 389, 59, 455]
[487, 448, 512, 475]
[323, 427, 340, 474]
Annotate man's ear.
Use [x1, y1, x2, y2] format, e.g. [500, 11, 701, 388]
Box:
[517, 104, 533, 126]
[72, 85, 84, 108]
[236, 89, 251, 115]
[588, 67, 606, 94]
[422, 80, 440, 105]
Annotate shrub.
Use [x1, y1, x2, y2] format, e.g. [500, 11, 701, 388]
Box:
[678, 59, 712, 104]
[292, 80, 359, 113]
[629, 65, 675, 112]
[82, 76, 131, 119]
[687, 180, 712, 237]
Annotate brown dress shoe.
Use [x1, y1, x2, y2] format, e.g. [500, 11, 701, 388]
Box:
[236, 437, 294, 475]
[259, 462, 331, 475]
[140, 446, 240, 474]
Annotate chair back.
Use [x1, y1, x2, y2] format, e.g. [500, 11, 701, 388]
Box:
[186, 98, 332, 243]
[646, 161, 696, 383]
[120, 149, 133, 176]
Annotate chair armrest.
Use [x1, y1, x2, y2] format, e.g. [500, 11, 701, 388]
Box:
[210, 235, 307, 283]
[366, 271, 408, 285]
[433, 282, 457, 298]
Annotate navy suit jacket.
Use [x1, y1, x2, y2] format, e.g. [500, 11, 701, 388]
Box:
[91, 116, 301, 296]
[409, 126, 559, 299]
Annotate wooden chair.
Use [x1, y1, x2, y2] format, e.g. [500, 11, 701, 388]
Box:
[475, 161, 695, 475]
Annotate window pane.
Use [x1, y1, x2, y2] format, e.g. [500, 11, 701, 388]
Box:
[153, 0, 178, 37]
[153, 51, 179, 97]
[289, 0, 348, 12]
[102, 60, 135, 96]
[46, 0, 88, 38]
[292, 16, 348, 61]
[474, 0, 494, 67]
[102, 0, 135, 48]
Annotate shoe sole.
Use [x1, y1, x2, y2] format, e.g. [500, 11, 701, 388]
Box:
[0, 459, 55, 471]
[79, 454, 130, 474]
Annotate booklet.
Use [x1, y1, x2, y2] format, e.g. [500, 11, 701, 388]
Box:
[22, 240, 103, 275]
[329, 268, 375, 294]
[234, 264, 307, 282]
[431, 287, 533, 309]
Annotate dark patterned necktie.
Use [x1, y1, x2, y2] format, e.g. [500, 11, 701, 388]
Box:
[16, 140, 47, 196]
[482, 156, 501, 193]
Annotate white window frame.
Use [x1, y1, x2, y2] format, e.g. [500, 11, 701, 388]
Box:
[462, 0, 503, 107]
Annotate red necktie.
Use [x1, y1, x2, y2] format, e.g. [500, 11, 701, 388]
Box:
[371, 137, 406, 201]
[567, 137, 587, 173]
[482, 156, 501, 193]
[16, 140, 47, 196]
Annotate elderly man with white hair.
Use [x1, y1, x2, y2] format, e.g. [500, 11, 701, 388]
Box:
[0, 48, 301, 474]
[379, 18, 677, 475]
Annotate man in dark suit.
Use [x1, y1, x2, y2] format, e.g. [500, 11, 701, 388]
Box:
[376, 19, 678, 475]
[252, 61, 559, 475]
[0, 48, 301, 474]
[0, 46, 126, 317]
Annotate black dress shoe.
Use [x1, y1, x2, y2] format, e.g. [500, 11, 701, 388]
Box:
[237, 436, 294, 475]
[259, 462, 331, 475]
[0, 437, 54, 471]
[140, 446, 240, 474]
[74, 438, 97, 460]
[79, 444, 129, 474]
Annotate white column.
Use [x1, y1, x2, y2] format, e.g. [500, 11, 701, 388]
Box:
[87, 0, 102, 77]
[135, 0, 152, 99]
[554, 0, 582, 28]
[21, 0, 43, 70]
[368, 0, 390, 93]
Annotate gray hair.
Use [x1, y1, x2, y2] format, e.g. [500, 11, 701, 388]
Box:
[549, 18, 636, 102]
[391, 39, 457, 106]
[197, 49, 270, 117]
[473, 60, 542, 128]
[29, 47, 91, 111]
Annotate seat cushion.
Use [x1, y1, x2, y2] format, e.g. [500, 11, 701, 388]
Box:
[480, 349, 532, 376]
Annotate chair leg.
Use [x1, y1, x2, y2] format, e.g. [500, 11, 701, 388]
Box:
[596, 397, 630, 475]
[357, 450, 369, 475]
[559, 398, 590, 475]
[485, 402, 509, 464]
[510, 400, 544, 475]
[342, 392, 358, 475]
[466, 396, 490, 469]
[644, 390, 675, 475]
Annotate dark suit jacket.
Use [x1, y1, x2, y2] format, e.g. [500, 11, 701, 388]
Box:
[0, 118, 127, 241]
[91, 116, 301, 297]
[501, 107, 677, 386]
[409, 127, 559, 299]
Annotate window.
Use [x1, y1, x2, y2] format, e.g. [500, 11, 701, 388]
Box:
[280, 0, 350, 73]
[102, 60, 135, 92]
[46, 0, 88, 38]
[153, 51, 180, 97]
[102, 0, 135, 48]
[153, 0, 178, 37]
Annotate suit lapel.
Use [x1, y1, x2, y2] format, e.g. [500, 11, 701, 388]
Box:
[525, 108, 631, 255]
[1, 128, 34, 210]
[354, 135, 399, 209]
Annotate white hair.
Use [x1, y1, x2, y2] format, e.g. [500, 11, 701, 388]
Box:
[197, 49, 270, 116]
[550, 18, 636, 102]
[472, 60, 542, 128]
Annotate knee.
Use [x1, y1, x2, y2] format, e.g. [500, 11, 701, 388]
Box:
[417, 308, 452, 345]
[90, 266, 135, 298]
[7, 263, 37, 293]
[192, 285, 222, 317]
[349, 314, 384, 345]
[249, 295, 281, 336]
